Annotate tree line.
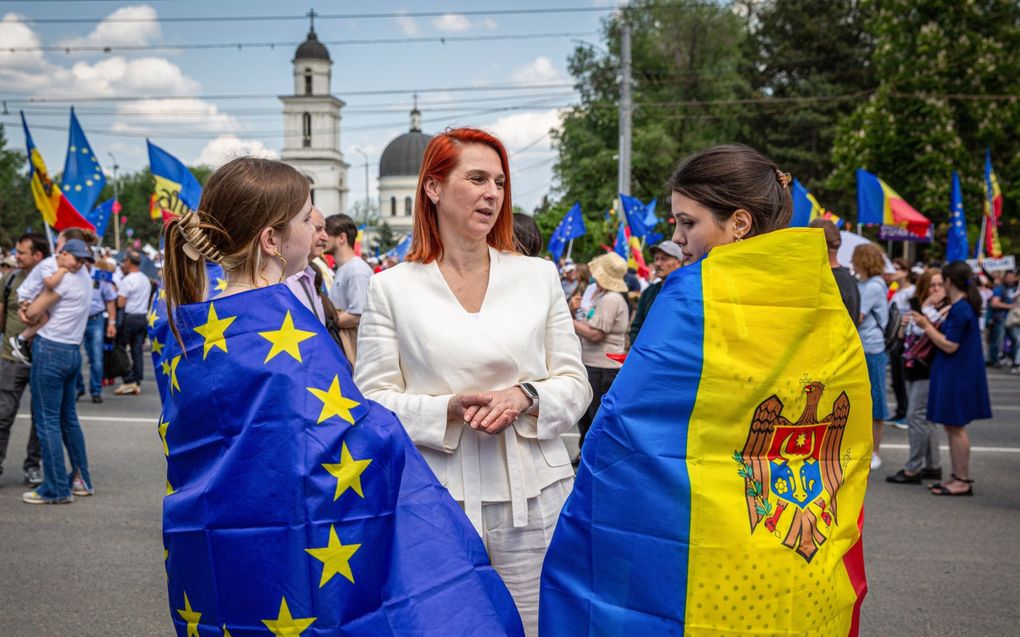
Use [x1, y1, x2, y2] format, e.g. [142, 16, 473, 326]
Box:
[537, 0, 1020, 262]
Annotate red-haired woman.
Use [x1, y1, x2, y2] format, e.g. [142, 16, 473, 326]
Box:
[355, 128, 591, 636]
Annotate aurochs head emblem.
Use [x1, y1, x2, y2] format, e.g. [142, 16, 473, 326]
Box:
[733, 381, 850, 563]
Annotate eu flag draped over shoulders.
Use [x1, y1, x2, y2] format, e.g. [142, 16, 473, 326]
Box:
[160, 284, 522, 636]
[541, 229, 871, 637]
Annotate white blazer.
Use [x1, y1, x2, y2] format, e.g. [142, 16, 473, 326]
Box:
[354, 247, 592, 533]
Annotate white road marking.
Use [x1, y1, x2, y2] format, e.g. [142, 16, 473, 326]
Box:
[882, 443, 1020, 454]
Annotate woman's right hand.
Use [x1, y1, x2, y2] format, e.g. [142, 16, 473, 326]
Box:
[568, 295, 581, 312]
[447, 394, 493, 423]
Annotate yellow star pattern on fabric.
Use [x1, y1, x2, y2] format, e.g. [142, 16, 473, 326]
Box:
[151, 337, 164, 357]
[305, 524, 361, 587]
[222, 625, 232, 637]
[177, 591, 202, 637]
[161, 358, 171, 377]
[258, 311, 316, 364]
[215, 277, 227, 292]
[159, 288, 166, 300]
[147, 310, 158, 329]
[158, 417, 170, 456]
[169, 355, 182, 394]
[322, 442, 372, 501]
[193, 303, 236, 360]
[261, 597, 316, 636]
[307, 375, 361, 425]
[166, 479, 176, 495]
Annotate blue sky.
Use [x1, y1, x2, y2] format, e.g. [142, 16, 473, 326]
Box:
[0, 1, 619, 213]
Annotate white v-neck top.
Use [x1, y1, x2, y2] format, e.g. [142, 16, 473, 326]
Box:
[354, 247, 591, 532]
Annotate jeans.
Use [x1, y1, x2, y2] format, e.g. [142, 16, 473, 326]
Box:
[0, 358, 41, 473]
[889, 343, 907, 419]
[119, 313, 147, 384]
[987, 319, 1019, 365]
[31, 336, 92, 500]
[82, 314, 105, 396]
[864, 351, 889, 421]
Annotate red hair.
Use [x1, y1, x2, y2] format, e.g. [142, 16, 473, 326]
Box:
[406, 127, 516, 263]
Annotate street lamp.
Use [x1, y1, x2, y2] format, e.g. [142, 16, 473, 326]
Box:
[352, 147, 370, 244]
[107, 151, 121, 252]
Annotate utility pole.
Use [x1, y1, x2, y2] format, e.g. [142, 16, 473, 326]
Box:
[617, 11, 632, 198]
[353, 147, 370, 244]
[108, 151, 120, 252]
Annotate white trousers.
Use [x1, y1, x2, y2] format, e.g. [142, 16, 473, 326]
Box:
[474, 477, 572, 637]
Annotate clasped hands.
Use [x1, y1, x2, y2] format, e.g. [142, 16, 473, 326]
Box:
[447, 386, 533, 435]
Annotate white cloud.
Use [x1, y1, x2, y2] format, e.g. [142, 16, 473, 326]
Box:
[486, 109, 562, 151]
[511, 57, 568, 86]
[65, 57, 200, 97]
[112, 98, 239, 134]
[58, 5, 161, 51]
[432, 14, 472, 33]
[394, 11, 420, 36]
[196, 135, 278, 167]
[481, 18, 499, 30]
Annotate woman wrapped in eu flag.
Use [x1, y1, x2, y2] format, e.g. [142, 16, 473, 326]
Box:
[159, 158, 523, 636]
[541, 145, 872, 636]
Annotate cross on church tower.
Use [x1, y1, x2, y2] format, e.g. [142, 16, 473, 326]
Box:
[307, 9, 318, 31]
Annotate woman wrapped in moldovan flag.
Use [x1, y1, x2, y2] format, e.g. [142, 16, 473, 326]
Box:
[541, 145, 872, 636]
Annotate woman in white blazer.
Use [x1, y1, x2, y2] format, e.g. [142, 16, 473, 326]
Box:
[355, 128, 591, 636]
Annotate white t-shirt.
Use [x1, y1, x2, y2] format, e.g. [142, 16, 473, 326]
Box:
[16, 255, 57, 303]
[38, 266, 92, 345]
[118, 271, 151, 314]
[329, 257, 373, 315]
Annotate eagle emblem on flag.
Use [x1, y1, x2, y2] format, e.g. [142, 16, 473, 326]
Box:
[733, 381, 850, 563]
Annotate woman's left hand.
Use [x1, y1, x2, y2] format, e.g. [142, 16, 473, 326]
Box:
[909, 310, 930, 330]
[464, 386, 532, 435]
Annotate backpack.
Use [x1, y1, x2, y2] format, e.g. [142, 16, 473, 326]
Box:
[884, 302, 902, 354]
[0, 270, 19, 336]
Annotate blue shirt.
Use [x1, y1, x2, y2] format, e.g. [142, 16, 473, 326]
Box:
[986, 283, 1017, 322]
[857, 276, 888, 355]
[89, 278, 117, 316]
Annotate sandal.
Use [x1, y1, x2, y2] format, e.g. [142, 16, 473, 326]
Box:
[928, 473, 969, 491]
[930, 475, 974, 496]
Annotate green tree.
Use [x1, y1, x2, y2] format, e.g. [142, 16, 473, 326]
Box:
[0, 125, 41, 248]
[744, 0, 875, 215]
[829, 0, 1020, 254]
[552, 0, 749, 261]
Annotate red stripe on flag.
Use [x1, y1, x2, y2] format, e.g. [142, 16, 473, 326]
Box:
[843, 507, 868, 636]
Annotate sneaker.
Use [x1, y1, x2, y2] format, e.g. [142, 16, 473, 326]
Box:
[870, 453, 882, 470]
[9, 336, 31, 366]
[114, 382, 141, 395]
[1011, 366, 1020, 375]
[71, 475, 94, 497]
[91, 394, 103, 404]
[888, 419, 908, 430]
[24, 466, 43, 486]
[22, 490, 73, 504]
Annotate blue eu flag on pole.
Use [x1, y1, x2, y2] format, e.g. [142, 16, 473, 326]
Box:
[547, 202, 586, 262]
[619, 194, 653, 239]
[947, 171, 969, 262]
[61, 107, 106, 216]
[614, 220, 629, 260]
[385, 234, 412, 261]
[160, 285, 523, 636]
[87, 198, 117, 240]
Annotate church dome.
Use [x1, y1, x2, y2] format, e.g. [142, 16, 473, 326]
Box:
[295, 29, 330, 62]
[379, 106, 432, 178]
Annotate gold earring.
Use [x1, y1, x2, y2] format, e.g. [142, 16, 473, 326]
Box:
[734, 234, 743, 243]
[274, 249, 288, 283]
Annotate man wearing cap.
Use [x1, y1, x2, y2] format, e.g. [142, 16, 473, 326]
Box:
[561, 260, 579, 298]
[628, 240, 685, 344]
[20, 238, 96, 503]
[0, 233, 48, 487]
[113, 250, 151, 396]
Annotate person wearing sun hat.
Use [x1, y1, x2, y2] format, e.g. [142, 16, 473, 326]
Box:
[573, 252, 630, 451]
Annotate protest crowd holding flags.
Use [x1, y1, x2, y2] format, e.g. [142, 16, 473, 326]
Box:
[5, 99, 1012, 636]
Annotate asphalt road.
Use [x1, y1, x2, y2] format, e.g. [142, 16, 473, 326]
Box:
[0, 360, 1017, 636]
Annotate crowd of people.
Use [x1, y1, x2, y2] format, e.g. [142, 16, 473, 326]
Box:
[0, 129, 1007, 635]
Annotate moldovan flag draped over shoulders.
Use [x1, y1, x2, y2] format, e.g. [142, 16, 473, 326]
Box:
[148, 140, 202, 220]
[160, 284, 523, 636]
[20, 112, 94, 232]
[541, 228, 871, 636]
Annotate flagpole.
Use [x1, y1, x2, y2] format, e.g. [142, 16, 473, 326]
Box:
[43, 225, 55, 254]
[566, 239, 574, 262]
[108, 152, 121, 252]
[976, 214, 987, 261]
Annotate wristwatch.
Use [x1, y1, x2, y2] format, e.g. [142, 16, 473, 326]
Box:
[518, 383, 539, 415]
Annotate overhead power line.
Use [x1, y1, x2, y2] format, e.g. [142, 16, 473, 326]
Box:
[23, 6, 617, 25]
[6, 30, 597, 54]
